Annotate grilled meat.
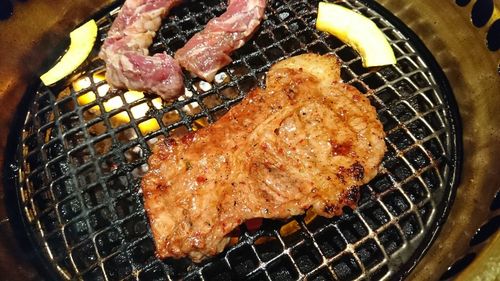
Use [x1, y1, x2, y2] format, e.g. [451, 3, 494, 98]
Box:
[142, 54, 386, 261]
[99, 0, 184, 100]
[175, 0, 267, 81]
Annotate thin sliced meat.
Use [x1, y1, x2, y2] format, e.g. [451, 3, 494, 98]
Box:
[99, 0, 184, 100]
[142, 54, 386, 261]
[175, 0, 267, 81]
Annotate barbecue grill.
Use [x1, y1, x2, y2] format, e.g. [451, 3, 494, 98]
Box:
[0, 0, 498, 280]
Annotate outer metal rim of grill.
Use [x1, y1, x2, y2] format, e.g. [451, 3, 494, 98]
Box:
[3, 0, 462, 280]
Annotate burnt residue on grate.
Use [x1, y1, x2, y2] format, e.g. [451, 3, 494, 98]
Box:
[7, 0, 461, 280]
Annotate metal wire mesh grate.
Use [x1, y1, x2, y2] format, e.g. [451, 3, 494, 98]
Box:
[9, 0, 460, 280]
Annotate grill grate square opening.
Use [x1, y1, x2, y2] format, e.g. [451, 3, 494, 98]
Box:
[247, 54, 269, 70]
[315, 226, 347, 258]
[384, 157, 413, 182]
[397, 57, 418, 74]
[130, 238, 155, 267]
[46, 231, 67, 260]
[424, 137, 445, 161]
[39, 208, 58, 233]
[387, 129, 414, 150]
[88, 206, 113, 232]
[378, 65, 402, 81]
[422, 168, 441, 191]
[121, 214, 148, 242]
[377, 87, 399, 106]
[399, 212, 422, 240]
[382, 190, 411, 216]
[378, 110, 398, 131]
[82, 184, 106, 209]
[106, 174, 129, 197]
[389, 102, 416, 123]
[70, 146, 92, 167]
[403, 178, 429, 204]
[306, 41, 330, 54]
[48, 158, 70, 181]
[297, 29, 318, 45]
[104, 253, 133, 281]
[217, 85, 240, 101]
[63, 129, 85, 150]
[58, 196, 83, 223]
[72, 241, 99, 271]
[378, 225, 404, 255]
[256, 31, 275, 48]
[202, 94, 223, 109]
[424, 111, 445, 131]
[355, 239, 384, 270]
[281, 37, 301, 53]
[255, 235, 284, 262]
[95, 227, 123, 257]
[336, 46, 357, 62]
[359, 201, 390, 230]
[338, 214, 369, 244]
[99, 153, 121, 174]
[61, 114, 81, 133]
[357, 186, 374, 206]
[237, 76, 258, 93]
[267, 255, 299, 281]
[405, 147, 431, 170]
[65, 218, 90, 246]
[419, 202, 434, 224]
[33, 189, 53, 214]
[362, 73, 386, 90]
[114, 194, 140, 219]
[44, 139, 64, 159]
[393, 79, 418, 99]
[228, 245, 260, 277]
[290, 242, 323, 274]
[330, 253, 362, 280]
[369, 173, 395, 194]
[407, 119, 433, 141]
[93, 137, 114, 156]
[57, 97, 76, 115]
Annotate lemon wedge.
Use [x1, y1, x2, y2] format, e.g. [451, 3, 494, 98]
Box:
[40, 20, 98, 85]
[316, 2, 396, 67]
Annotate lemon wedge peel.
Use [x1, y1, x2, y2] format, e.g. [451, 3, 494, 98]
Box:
[316, 2, 396, 68]
[40, 20, 98, 86]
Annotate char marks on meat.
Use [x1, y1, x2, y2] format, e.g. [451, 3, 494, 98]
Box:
[175, 0, 267, 82]
[142, 54, 387, 261]
[99, 0, 184, 100]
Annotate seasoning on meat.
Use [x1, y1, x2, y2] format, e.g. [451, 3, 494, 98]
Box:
[99, 0, 184, 100]
[142, 54, 387, 261]
[175, 0, 267, 82]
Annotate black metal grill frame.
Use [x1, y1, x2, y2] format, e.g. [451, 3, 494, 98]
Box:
[4, 0, 461, 280]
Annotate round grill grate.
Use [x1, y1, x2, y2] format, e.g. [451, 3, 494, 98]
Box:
[7, 0, 461, 280]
